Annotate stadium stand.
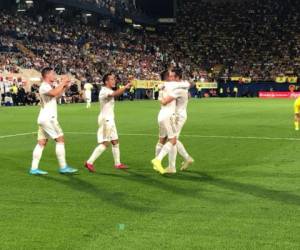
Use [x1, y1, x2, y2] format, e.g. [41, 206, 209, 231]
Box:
[1, 0, 300, 105]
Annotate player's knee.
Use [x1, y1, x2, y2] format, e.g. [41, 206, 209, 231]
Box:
[111, 140, 119, 146]
[102, 141, 110, 147]
[38, 139, 47, 147]
[56, 136, 65, 143]
[169, 137, 177, 145]
[159, 137, 167, 144]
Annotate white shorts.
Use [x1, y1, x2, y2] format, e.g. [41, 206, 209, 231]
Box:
[97, 119, 118, 143]
[159, 115, 177, 139]
[37, 120, 64, 140]
[175, 116, 187, 137]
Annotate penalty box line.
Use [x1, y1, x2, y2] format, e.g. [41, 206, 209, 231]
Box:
[1, 131, 300, 142]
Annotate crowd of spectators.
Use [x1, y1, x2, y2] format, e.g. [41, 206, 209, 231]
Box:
[1, 0, 300, 104]
[175, 0, 300, 81]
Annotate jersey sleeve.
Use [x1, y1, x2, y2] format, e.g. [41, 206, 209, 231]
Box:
[39, 84, 52, 95]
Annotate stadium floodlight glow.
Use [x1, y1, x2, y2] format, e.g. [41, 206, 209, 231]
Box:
[17, 9, 26, 12]
[86, 13, 92, 17]
[25, 0, 33, 4]
[55, 7, 65, 11]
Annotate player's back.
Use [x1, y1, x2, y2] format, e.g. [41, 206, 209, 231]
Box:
[38, 82, 57, 123]
[99, 86, 115, 120]
[175, 88, 189, 118]
[158, 88, 176, 122]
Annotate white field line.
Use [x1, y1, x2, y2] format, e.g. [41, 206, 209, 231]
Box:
[65, 132, 300, 141]
[0, 132, 36, 139]
[1, 131, 300, 142]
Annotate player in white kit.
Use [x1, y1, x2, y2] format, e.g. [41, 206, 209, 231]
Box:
[165, 69, 194, 173]
[85, 73, 131, 172]
[29, 68, 78, 175]
[151, 70, 181, 174]
[84, 82, 93, 108]
[154, 69, 194, 174]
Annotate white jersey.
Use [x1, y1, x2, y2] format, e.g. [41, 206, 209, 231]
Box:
[158, 87, 177, 122]
[37, 82, 57, 124]
[175, 89, 189, 119]
[84, 83, 93, 94]
[159, 81, 190, 120]
[98, 86, 114, 120]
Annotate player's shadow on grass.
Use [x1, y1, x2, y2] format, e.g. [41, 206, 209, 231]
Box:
[97, 169, 203, 200]
[172, 171, 300, 207]
[43, 175, 155, 213]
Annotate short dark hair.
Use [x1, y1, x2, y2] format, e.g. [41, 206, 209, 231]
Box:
[41, 67, 54, 78]
[173, 68, 183, 80]
[103, 73, 114, 84]
[160, 70, 169, 81]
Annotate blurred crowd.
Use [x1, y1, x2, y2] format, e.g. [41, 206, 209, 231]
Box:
[1, 0, 300, 103]
[175, 0, 300, 81]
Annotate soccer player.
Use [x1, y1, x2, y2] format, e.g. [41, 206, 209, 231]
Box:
[84, 82, 94, 108]
[167, 69, 194, 173]
[294, 96, 300, 130]
[155, 69, 194, 174]
[85, 73, 131, 172]
[151, 70, 179, 174]
[29, 68, 78, 175]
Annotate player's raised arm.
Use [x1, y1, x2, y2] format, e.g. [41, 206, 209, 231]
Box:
[109, 82, 131, 98]
[46, 75, 70, 97]
[160, 95, 176, 105]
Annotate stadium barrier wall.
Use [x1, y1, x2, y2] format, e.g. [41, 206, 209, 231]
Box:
[218, 82, 300, 97]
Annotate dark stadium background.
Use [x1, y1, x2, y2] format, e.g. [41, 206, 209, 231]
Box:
[0, 0, 175, 17]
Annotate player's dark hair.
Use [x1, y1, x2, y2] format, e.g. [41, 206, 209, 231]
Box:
[41, 67, 54, 78]
[160, 70, 169, 81]
[103, 73, 114, 84]
[173, 68, 183, 80]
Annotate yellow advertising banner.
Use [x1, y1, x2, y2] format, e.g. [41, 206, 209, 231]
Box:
[132, 80, 218, 89]
[275, 76, 287, 83]
[196, 82, 218, 89]
[132, 80, 162, 89]
[287, 77, 298, 83]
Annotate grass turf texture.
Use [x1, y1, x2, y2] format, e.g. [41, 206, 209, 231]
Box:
[0, 98, 300, 250]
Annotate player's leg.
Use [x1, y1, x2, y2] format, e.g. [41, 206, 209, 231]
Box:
[156, 137, 167, 156]
[295, 113, 300, 131]
[111, 139, 128, 169]
[86, 92, 91, 108]
[29, 129, 48, 175]
[111, 120, 127, 169]
[294, 102, 300, 130]
[176, 118, 194, 170]
[152, 118, 177, 174]
[42, 120, 77, 174]
[55, 136, 77, 174]
[85, 122, 109, 172]
[166, 141, 177, 174]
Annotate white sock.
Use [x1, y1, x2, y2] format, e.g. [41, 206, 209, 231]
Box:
[31, 144, 44, 170]
[168, 145, 177, 169]
[177, 140, 190, 161]
[112, 144, 121, 165]
[56, 143, 67, 168]
[157, 142, 173, 161]
[87, 144, 106, 164]
[155, 143, 164, 157]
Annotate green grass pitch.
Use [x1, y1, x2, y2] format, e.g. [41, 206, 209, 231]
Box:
[0, 98, 299, 250]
